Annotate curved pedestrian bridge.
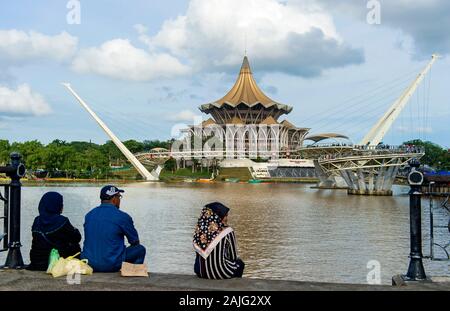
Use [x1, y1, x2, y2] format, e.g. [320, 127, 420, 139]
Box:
[318, 145, 424, 173]
[316, 145, 425, 195]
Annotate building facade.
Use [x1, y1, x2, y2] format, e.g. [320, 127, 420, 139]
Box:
[181, 56, 309, 159]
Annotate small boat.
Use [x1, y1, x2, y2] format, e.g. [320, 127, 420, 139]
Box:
[198, 178, 214, 183]
[248, 179, 263, 184]
[225, 178, 240, 183]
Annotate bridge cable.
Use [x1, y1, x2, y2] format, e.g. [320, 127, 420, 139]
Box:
[310, 81, 411, 134]
[299, 65, 423, 127]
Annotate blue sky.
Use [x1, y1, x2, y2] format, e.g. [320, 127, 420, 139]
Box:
[0, 0, 449, 148]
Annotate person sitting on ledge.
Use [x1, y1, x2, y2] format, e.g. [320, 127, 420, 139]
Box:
[81, 185, 146, 272]
[28, 192, 81, 271]
[193, 202, 245, 279]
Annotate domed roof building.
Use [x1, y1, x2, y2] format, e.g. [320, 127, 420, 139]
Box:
[183, 56, 310, 158]
[199, 56, 293, 125]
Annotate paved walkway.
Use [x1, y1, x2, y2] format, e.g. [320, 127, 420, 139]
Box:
[0, 270, 449, 291]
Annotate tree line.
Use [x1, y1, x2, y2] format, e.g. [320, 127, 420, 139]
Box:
[0, 138, 448, 179]
[0, 139, 172, 179]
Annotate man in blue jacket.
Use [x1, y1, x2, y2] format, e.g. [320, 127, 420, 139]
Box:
[82, 185, 146, 272]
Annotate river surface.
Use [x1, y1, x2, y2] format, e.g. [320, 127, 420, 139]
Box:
[1, 182, 448, 285]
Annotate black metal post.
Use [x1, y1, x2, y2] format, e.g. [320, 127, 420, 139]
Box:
[405, 159, 427, 281]
[0, 153, 26, 269]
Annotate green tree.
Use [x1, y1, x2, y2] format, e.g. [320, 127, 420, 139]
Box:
[404, 140, 450, 171]
[70, 141, 101, 153]
[123, 140, 144, 154]
[10, 140, 45, 170]
[43, 142, 74, 173]
[1, 138, 186, 179]
[164, 158, 177, 172]
[101, 140, 125, 165]
[0, 140, 10, 164]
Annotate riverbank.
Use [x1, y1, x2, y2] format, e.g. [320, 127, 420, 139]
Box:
[1, 270, 449, 291]
[1, 177, 319, 185]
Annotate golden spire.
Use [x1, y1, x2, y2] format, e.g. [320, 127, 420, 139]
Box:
[201, 56, 291, 110]
[240, 56, 251, 74]
[199, 56, 293, 125]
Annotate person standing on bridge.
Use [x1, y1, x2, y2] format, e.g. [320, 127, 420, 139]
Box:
[81, 185, 146, 272]
[193, 202, 245, 279]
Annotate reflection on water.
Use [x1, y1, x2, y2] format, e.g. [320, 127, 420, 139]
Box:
[0, 183, 448, 284]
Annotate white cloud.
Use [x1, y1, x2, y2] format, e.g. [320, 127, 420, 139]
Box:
[71, 39, 190, 81]
[315, 0, 450, 58]
[0, 84, 52, 116]
[71, 0, 363, 80]
[0, 29, 78, 65]
[167, 109, 201, 122]
[143, 0, 363, 76]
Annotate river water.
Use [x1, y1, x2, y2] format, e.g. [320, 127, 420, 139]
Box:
[1, 182, 448, 285]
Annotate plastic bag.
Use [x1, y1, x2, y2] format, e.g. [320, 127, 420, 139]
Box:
[50, 252, 93, 278]
[46, 248, 60, 274]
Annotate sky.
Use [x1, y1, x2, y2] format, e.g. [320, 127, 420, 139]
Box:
[0, 0, 449, 148]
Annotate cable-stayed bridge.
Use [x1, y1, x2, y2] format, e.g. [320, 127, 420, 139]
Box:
[300, 54, 438, 195]
[63, 54, 439, 196]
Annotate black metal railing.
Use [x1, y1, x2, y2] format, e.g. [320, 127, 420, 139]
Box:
[0, 185, 8, 252]
[0, 153, 26, 268]
[427, 189, 450, 261]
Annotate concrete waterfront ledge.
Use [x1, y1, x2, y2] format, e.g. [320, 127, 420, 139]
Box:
[0, 270, 449, 291]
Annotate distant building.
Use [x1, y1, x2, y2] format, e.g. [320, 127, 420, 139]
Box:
[181, 56, 310, 159]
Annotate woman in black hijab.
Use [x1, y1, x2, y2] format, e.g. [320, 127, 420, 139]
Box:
[193, 202, 245, 279]
[27, 192, 81, 271]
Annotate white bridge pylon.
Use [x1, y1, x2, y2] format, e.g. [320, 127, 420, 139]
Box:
[361, 54, 439, 146]
[62, 83, 159, 181]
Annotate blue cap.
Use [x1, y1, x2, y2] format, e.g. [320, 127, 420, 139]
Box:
[100, 185, 124, 200]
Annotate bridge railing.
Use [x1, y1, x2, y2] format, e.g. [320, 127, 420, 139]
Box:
[135, 145, 424, 162]
[352, 144, 424, 152]
[135, 149, 298, 160]
[318, 145, 425, 161]
[301, 143, 354, 149]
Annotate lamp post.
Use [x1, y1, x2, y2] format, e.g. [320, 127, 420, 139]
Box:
[405, 158, 427, 281]
[0, 152, 26, 269]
